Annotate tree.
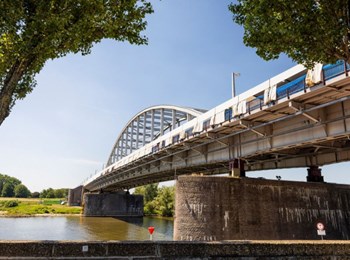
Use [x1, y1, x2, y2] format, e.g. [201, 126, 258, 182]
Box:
[0, 174, 21, 197]
[144, 183, 159, 203]
[40, 188, 56, 198]
[40, 189, 48, 198]
[154, 186, 175, 217]
[46, 189, 55, 198]
[1, 182, 14, 197]
[134, 183, 158, 203]
[229, 0, 350, 67]
[0, 174, 21, 188]
[134, 184, 175, 216]
[14, 184, 31, 198]
[31, 191, 40, 198]
[0, 1, 153, 126]
[54, 188, 68, 198]
[134, 183, 159, 215]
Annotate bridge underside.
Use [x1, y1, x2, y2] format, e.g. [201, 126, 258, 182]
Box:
[85, 73, 350, 192]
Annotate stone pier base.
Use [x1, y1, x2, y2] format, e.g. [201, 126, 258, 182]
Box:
[68, 185, 83, 206]
[83, 192, 143, 217]
[174, 176, 350, 240]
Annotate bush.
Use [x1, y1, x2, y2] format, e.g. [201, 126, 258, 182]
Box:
[4, 200, 18, 207]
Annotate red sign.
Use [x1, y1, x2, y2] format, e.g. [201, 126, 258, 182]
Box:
[317, 222, 324, 230]
[148, 226, 155, 235]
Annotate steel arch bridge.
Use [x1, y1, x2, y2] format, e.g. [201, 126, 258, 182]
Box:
[83, 61, 350, 192]
[106, 105, 207, 166]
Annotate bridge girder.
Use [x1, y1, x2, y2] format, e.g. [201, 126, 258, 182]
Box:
[85, 85, 350, 191]
[106, 105, 206, 166]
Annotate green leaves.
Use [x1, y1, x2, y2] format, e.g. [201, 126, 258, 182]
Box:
[229, 0, 349, 67]
[0, 0, 153, 126]
[134, 184, 175, 217]
[14, 184, 31, 198]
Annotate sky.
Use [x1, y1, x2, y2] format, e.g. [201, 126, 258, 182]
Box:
[0, 0, 350, 192]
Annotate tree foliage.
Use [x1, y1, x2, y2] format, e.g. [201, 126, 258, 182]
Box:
[14, 184, 31, 198]
[31, 191, 40, 198]
[0, 173, 24, 197]
[229, 0, 350, 67]
[0, 0, 153, 125]
[134, 183, 158, 203]
[40, 188, 68, 198]
[134, 183, 159, 215]
[1, 182, 14, 197]
[134, 184, 175, 217]
[154, 186, 175, 217]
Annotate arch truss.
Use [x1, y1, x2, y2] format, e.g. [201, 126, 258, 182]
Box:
[107, 105, 206, 166]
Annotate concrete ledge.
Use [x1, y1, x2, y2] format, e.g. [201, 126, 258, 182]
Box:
[0, 241, 349, 259]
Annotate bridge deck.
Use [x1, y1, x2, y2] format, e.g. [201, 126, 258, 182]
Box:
[84, 63, 350, 191]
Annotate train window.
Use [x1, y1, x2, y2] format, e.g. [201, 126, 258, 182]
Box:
[152, 143, 160, 153]
[203, 119, 211, 131]
[172, 134, 180, 143]
[185, 127, 194, 138]
[224, 108, 232, 121]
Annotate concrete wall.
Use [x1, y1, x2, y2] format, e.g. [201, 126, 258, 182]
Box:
[0, 241, 348, 259]
[68, 185, 83, 206]
[174, 176, 350, 241]
[83, 191, 143, 217]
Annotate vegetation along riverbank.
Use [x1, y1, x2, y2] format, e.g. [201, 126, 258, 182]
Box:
[0, 173, 81, 216]
[0, 198, 81, 216]
[133, 184, 175, 217]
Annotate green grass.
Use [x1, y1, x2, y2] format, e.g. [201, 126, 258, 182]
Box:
[41, 199, 64, 205]
[0, 198, 81, 216]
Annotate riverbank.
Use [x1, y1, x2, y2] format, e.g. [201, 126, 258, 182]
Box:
[0, 198, 81, 216]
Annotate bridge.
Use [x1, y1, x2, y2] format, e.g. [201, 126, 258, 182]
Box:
[83, 61, 350, 191]
[70, 61, 350, 240]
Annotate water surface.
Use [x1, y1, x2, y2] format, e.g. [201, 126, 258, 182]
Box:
[0, 216, 173, 241]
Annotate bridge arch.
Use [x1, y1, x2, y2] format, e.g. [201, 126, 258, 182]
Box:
[107, 105, 206, 166]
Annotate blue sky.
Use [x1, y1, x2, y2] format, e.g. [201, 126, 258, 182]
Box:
[0, 1, 349, 192]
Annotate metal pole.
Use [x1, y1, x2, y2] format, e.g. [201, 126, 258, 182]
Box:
[231, 72, 240, 98]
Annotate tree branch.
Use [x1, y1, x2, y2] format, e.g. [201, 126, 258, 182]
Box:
[0, 60, 29, 126]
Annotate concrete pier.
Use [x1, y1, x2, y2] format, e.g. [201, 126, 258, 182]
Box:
[174, 176, 350, 241]
[68, 185, 83, 206]
[83, 191, 143, 217]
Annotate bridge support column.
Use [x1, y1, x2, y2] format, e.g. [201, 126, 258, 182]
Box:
[68, 185, 83, 206]
[174, 175, 350, 240]
[83, 191, 143, 217]
[307, 165, 324, 182]
[229, 159, 245, 177]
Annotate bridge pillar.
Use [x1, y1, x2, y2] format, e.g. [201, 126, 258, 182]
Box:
[68, 185, 83, 206]
[307, 165, 324, 182]
[229, 159, 245, 177]
[174, 175, 350, 240]
[83, 191, 143, 217]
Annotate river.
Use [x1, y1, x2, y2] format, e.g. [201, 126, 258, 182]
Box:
[0, 216, 173, 241]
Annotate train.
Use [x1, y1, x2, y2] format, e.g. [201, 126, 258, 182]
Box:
[84, 60, 349, 185]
